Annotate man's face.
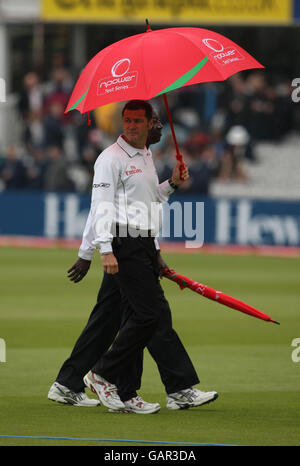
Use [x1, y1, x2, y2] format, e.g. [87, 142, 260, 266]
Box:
[123, 109, 153, 149]
[147, 112, 163, 146]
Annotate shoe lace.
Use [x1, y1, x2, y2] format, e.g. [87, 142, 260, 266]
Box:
[128, 396, 144, 408]
[134, 396, 144, 407]
[104, 383, 120, 400]
[66, 388, 85, 402]
[55, 383, 85, 401]
[91, 373, 120, 401]
[179, 389, 197, 402]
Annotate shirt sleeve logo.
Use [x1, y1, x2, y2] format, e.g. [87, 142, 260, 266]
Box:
[93, 182, 111, 188]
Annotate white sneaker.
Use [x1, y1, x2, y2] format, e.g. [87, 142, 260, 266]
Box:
[83, 371, 125, 411]
[166, 387, 218, 410]
[110, 396, 161, 414]
[48, 381, 100, 407]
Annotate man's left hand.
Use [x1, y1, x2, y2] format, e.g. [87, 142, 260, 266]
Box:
[67, 258, 91, 283]
[157, 252, 169, 278]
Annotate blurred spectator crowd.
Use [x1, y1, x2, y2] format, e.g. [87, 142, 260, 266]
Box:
[0, 63, 296, 195]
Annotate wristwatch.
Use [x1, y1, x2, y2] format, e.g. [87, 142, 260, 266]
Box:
[168, 178, 178, 190]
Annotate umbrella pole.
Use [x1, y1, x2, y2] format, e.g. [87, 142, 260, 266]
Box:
[145, 20, 184, 178]
[162, 93, 185, 178]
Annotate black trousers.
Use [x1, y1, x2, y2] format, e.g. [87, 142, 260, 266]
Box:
[57, 237, 199, 400]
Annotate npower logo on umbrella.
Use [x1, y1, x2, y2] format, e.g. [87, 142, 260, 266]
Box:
[202, 38, 244, 66]
[97, 58, 138, 96]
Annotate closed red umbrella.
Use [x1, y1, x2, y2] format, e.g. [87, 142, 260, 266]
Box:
[163, 268, 280, 325]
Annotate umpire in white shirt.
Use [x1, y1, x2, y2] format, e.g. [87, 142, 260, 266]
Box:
[49, 111, 218, 413]
[85, 100, 189, 413]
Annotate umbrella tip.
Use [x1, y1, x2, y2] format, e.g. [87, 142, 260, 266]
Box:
[272, 320, 280, 325]
[145, 19, 151, 31]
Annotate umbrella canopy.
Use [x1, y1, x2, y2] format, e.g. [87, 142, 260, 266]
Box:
[66, 26, 264, 115]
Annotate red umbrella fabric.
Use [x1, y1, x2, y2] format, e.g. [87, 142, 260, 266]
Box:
[163, 268, 280, 325]
[66, 27, 264, 115]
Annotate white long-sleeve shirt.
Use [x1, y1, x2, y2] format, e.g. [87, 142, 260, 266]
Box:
[78, 208, 161, 260]
[86, 135, 174, 254]
[78, 209, 97, 260]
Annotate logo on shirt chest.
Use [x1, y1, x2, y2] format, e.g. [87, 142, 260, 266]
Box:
[125, 165, 143, 176]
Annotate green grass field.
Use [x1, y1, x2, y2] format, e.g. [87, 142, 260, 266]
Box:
[0, 247, 299, 446]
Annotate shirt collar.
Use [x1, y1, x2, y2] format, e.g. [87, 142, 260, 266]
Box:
[117, 135, 148, 158]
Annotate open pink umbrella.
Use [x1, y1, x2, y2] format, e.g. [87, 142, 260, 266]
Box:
[66, 23, 264, 170]
[163, 268, 279, 325]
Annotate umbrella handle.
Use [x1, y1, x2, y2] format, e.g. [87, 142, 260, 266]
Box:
[162, 94, 185, 180]
[163, 267, 187, 289]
